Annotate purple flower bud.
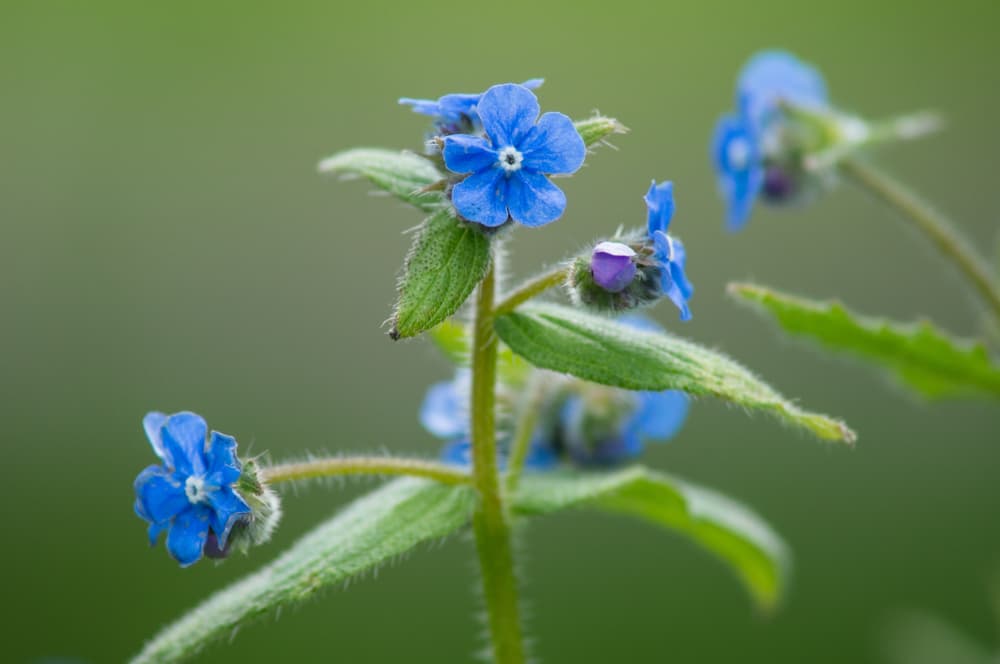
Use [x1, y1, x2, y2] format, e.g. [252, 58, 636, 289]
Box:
[762, 166, 796, 201]
[591, 242, 637, 293]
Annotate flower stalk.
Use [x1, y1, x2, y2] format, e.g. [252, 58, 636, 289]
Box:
[260, 457, 472, 486]
[840, 156, 1000, 320]
[470, 263, 527, 664]
[494, 264, 569, 316]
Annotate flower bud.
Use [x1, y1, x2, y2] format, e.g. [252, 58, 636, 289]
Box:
[219, 458, 283, 558]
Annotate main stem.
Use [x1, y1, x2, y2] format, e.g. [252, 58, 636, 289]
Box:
[840, 157, 1000, 320]
[470, 264, 526, 664]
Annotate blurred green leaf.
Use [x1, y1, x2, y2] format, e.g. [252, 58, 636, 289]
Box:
[428, 318, 532, 386]
[574, 115, 628, 147]
[392, 211, 491, 339]
[318, 148, 445, 210]
[730, 283, 1000, 399]
[512, 467, 789, 612]
[132, 478, 476, 663]
[494, 303, 855, 443]
[884, 612, 996, 664]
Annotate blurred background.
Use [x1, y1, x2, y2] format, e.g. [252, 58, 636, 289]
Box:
[2, 0, 999, 661]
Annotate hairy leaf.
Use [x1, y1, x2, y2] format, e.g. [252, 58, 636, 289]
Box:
[132, 478, 476, 663]
[318, 148, 445, 210]
[392, 211, 491, 339]
[494, 303, 855, 443]
[513, 467, 789, 611]
[574, 116, 628, 147]
[729, 283, 1000, 399]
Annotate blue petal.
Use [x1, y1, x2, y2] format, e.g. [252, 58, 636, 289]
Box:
[135, 464, 189, 523]
[452, 168, 509, 227]
[477, 84, 539, 147]
[142, 411, 170, 463]
[443, 135, 498, 174]
[644, 180, 675, 236]
[206, 431, 241, 487]
[523, 440, 559, 471]
[617, 315, 663, 334]
[398, 97, 445, 117]
[518, 112, 586, 175]
[440, 439, 473, 467]
[166, 506, 211, 567]
[668, 237, 694, 299]
[711, 114, 763, 232]
[506, 171, 567, 227]
[434, 93, 481, 120]
[653, 231, 692, 321]
[626, 391, 689, 441]
[147, 520, 169, 546]
[738, 50, 828, 133]
[159, 412, 209, 475]
[420, 379, 467, 439]
[207, 487, 250, 549]
[521, 78, 545, 90]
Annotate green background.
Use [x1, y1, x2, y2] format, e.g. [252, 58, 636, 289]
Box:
[3, 0, 999, 661]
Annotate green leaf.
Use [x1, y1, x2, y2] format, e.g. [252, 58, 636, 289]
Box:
[392, 211, 492, 339]
[132, 478, 476, 663]
[729, 283, 1000, 399]
[574, 115, 628, 147]
[318, 148, 445, 211]
[493, 303, 855, 443]
[512, 467, 789, 612]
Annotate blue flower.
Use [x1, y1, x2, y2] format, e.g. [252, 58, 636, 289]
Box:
[712, 51, 830, 231]
[645, 181, 693, 320]
[442, 83, 586, 228]
[400, 79, 543, 135]
[134, 411, 251, 567]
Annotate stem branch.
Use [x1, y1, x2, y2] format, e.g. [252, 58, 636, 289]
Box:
[840, 156, 1000, 319]
[494, 265, 570, 317]
[470, 265, 526, 664]
[260, 457, 471, 486]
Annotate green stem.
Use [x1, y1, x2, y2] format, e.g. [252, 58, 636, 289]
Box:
[494, 264, 569, 316]
[260, 456, 472, 486]
[470, 264, 526, 664]
[504, 379, 545, 495]
[840, 156, 1000, 320]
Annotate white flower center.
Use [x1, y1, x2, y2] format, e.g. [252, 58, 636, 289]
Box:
[727, 137, 750, 170]
[497, 146, 523, 174]
[185, 475, 208, 504]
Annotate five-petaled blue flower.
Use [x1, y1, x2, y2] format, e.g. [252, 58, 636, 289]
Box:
[712, 51, 829, 231]
[442, 83, 586, 228]
[400, 79, 543, 135]
[645, 181, 693, 320]
[134, 411, 251, 567]
[559, 316, 689, 466]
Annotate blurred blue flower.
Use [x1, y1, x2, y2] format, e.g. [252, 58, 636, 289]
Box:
[420, 370, 556, 471]
[712, 51, 830, 231]
[442, 83, 586, 227]
[645, 180, 693, 320]
[134, 411, 250, 567]
[591, 241, 637, 293]
[559, 315, 689, 466]
[400, 79, 543, 135]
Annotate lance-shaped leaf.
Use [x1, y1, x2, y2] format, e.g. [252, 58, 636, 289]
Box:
[318, 148, 445, 210]
[729, 283, 1000, 399]
[132, 478, 476, 663]
[512, 467, 789, 612]
[493, 303, 855, 443]
[392, 211, 491, 339]
[574, 115, 628, 148]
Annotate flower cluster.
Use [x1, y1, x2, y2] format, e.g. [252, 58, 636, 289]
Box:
[134, 411, 280, 566]
[711, 51, 831, 230]
[420, 317, 689, 468]
[570, 181, 693, 320]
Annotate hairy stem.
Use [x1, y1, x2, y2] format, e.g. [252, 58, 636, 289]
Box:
[260, 457, 472, 486]
[504, 380, 545, 495]
[494, 264, 569, 316]
[471, 264, 526, 664]
[840, 157, 1000, 320]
